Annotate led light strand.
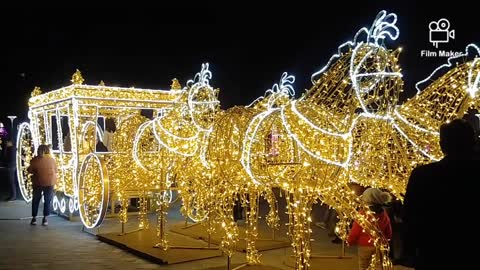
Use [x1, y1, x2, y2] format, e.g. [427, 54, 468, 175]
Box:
[310, 10, 399, 84]
[415, 43, 480, 93]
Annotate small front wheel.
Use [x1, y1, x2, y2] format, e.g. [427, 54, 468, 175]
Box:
[78, 153, 109, 228]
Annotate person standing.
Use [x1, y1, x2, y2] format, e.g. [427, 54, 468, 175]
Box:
[347, 188, 392, 270]
[4, 140, 17, 201]
[403, 119, 479, 269]
[27, 145, 58, 226]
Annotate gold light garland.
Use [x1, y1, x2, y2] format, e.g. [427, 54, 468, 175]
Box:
[16, 13, 479, 270]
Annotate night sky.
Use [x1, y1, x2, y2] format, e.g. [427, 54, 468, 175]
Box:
[2, 2, 478, 126]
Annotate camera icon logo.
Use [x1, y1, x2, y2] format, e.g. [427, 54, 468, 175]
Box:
[429, 18, 455, 48]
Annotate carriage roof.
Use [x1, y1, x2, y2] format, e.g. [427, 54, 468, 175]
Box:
[28, 71, 185, 113]
[28, 84, 184, 109]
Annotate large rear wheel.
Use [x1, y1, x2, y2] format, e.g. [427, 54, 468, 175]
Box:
[16, 122, 35, 202]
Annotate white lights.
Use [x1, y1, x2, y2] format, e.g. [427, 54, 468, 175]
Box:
[153, 117, 199, 157]
[349, 42, 402, 116]
[265, 72, 296, 108]
[60, 197, 66, 213]
[82, 121, 104, 143]
[280, 107, 352, 167]
[290, 100, 349, 138]
[132, 121, 155, 170]
[15, 12, 476, 269]
[467, 57, 480, 98]
[310, 10, 399, 84]
[415, 43, 480, 93]
[74, 196, 79, 211]
[241, 72, 296, 185]
[53, 195, 59, 211]
[367, 10, 399, 45]
[186, 63, 220, 133]
[78, 152, 109, 229]
[16, 122, 34, 203]
[69, 197, 75, 213]
[241, 109, 280, 185]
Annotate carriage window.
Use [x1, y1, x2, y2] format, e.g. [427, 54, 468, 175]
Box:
[97, 116, 105, 133]
[96, 116, 107, 152]
[51, 115, 71, 152]
[141, 109, 154, 120]
[61, 117, 71, 152]
[50, 115, 60, 151]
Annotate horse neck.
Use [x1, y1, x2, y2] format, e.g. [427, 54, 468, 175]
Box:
[302, 57, 359, 131]
[401, 65, 473, 126]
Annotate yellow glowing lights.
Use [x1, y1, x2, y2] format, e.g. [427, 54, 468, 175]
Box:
[17, 69, 184, 229]
[15, 11, 480, 270]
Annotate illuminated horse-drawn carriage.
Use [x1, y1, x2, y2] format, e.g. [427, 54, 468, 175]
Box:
[13, 12, 478, 270]
[16, 71, 183, 228]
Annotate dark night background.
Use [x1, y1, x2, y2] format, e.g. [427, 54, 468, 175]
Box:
[1, 2, 478, 128]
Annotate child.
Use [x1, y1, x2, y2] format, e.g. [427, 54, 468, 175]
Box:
[347, 188, 392, 270]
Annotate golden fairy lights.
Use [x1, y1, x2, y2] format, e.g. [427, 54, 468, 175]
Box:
[16, 10, 480, 270]
[132, 63, 223, 250]
[208, 105, 264, 261]
[240, 11, 403, 269]
[16, 122, 35, 202]
[17, 69, 184, 228]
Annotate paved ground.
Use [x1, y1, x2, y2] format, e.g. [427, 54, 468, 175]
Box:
[0, 180, 412, 270]
[0, 200, 165, 270]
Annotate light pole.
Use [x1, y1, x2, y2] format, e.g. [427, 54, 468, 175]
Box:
[7, 116, 17, 133]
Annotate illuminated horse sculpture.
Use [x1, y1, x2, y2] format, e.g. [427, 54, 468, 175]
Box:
[390, 44, 480, 171]
[304, 27, 480, 270]
[206, 78, 294, 263]
[132, 63, 221, 248]
[335, 43, 479, 270]
[133, 64, 281, 263]
[347, 43, 480, 200]
[288, 13, 478, 270]
[131, 13, 480, 270]
[345, 43, 479, 205]
[242, 10, 402, 269]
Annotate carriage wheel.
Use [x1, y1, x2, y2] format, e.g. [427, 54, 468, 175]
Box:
[16, 122, 35, 202]
[78, 153, 109, 228]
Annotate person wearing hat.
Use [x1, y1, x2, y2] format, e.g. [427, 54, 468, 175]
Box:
[347, 187, 392, 270]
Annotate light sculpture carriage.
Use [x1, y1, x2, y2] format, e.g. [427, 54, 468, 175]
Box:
[16, 70, 183, 229]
